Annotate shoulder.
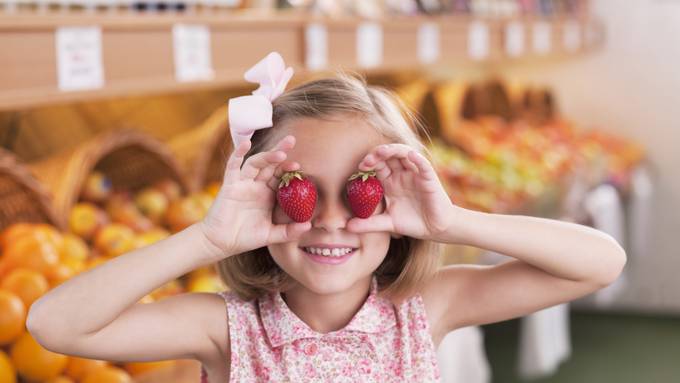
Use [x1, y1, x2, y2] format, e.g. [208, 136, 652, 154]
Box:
[178, 291, 233, 362]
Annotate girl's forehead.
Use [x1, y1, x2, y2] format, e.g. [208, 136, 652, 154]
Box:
[274, 117, 387, 182]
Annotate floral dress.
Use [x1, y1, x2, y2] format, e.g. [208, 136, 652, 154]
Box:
[201, 276, 441, 382]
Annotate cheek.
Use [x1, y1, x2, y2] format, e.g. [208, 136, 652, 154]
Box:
[361, 232, 391, 264]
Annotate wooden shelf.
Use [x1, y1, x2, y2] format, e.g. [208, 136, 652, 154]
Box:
[0, 11, 603, 111]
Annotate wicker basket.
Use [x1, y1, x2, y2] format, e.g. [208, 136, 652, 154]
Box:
[29, 129, 190, 221]
[169, 106, 231, 192]
[0, 149, 63, 230]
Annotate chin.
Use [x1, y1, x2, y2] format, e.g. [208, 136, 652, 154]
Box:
[294, 272, 362, 295]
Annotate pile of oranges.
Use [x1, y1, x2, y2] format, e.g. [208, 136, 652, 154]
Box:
[0, 175, 225, 383]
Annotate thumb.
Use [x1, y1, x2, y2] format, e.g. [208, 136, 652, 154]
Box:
[346, 214, 394, 233]
[268, 222, 312, 244]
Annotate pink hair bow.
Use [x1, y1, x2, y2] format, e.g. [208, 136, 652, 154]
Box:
[228, 52, 294, 148]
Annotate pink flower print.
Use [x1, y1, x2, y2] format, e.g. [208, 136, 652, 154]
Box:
[358, 359, 371, 375]
[304, 343, 318, 356]
[304, 363, 317, 378]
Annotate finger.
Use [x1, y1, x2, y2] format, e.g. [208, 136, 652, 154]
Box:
[408, 151, 437, 181]
[224, 140, 252, 184]
[346, 214, 395, 233]
[400, 156, 419, 173]
[254, 135, 297, 182]
[241, 150, 286, 180]
[386, 158, 405, 175]
[268, 221, 312, 244]
[267, 161, 301, 190]
[371, 158, 392, 181]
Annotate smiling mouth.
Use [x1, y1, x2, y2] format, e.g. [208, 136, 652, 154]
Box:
[300, 246, 358, 258]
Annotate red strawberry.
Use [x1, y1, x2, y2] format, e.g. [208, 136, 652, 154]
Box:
[346, 171, 384, 219]
[276, 171, 317, 222]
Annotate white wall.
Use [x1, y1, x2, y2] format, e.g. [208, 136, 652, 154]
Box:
[497, 0, 680, 313]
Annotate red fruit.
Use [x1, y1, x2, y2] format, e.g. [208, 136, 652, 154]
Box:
[276, 171, 317, 223]
[347, 171, 384, 219]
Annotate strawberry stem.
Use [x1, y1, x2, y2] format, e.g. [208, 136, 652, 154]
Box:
[348, 170, 376, 182]
[279, 171, 304, 188]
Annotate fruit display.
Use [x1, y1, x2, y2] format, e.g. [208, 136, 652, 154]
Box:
[0, 166, 228, 382]
[430, 117, 645, 213]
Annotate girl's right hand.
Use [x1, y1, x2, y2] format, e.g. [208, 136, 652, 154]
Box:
[199, 135, 311, 261]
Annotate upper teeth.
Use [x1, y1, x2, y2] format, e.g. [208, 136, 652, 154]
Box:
[304, 247, 354, 257]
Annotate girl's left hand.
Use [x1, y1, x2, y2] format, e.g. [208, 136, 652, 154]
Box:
[346, 144, 459, 242]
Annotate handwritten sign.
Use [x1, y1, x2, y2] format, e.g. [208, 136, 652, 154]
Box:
[56, 26, 104, 91]
[173, 24, 215, 82]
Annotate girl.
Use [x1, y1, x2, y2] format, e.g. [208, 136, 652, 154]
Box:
[27, 53, 626, 382]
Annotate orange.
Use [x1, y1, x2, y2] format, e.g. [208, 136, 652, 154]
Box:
[85, 256, 108, 271]
[187, 274, 225, 293]
[82, 366, 132, 383]
[123, 360, 175, 376]
[64, 356, 108, 381]
[33, 224, 64, 248]
[1, 268, 49, 308]
[45, 264, 77, 288]
[0, 289, 26, 345]
[10, 332, 68, 381]
[69, 203, 108, 241]
[0, 235, 59, 278]
[0, 350, 16, 383]
[94, 224, 135, 258]
[45, 376, 75, 383]
[59, 233, 89, 268]
[0, 222, 36, 250]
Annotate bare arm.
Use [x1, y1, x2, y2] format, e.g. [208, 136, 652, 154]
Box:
[26, 135, 310, 363]
[348, 144, 626, 332]
[26, 223, 225, 361]
[424, 209, 626, 331]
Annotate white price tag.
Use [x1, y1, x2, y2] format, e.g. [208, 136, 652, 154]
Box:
[532, 21, 552, 55]
[468, 21, 489, 60]
[505, 21, 524, 57]
[356, 22, 383, 68]
[305, 23, 328, 71]
[562, 20, 581, 52]
[418, 22, 440, 64]
[56, 27, 104, 92]
[173, 24, 214, 82]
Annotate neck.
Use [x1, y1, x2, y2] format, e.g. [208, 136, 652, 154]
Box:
[281, 276, 372, 334]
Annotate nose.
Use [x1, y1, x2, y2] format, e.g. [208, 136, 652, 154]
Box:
[312, 197, 350, 232]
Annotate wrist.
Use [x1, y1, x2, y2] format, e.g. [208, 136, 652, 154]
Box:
[437, 204, 476, 245]
[194, 222, 231, 263]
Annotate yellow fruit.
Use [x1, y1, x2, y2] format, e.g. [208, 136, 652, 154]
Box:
[65, 357, 108, 381]
[133, 228, 170, 249]
[187, 274, 225, 293]
[45, 376, 75, 383]
[0, 289, 26, 345]
[46, 264, 78, 288]
[94, 224, 135, 258]
[59, 234, 89, 265]
[10, 332, 68, 381]
[134, 189, 169, 223]
[0, 289, 26, 346]
[205, 182, 220, 198]
[85, 256, 108, 271]
[0, 223, 36, 250]
[150, 280, 183, 301]
[123, 360, 175, 376]
[1, 268, 49, 308]
[0, 235, 59, 278]
[82, 366, 132, 383]
[0, 350, 16, 383]
[69, 203, 108, 240]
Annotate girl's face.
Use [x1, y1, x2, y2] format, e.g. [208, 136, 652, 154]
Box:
[267, 116, 391, 295]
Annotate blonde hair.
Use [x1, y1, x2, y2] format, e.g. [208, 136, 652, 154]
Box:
[216, 73, 441, 303]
